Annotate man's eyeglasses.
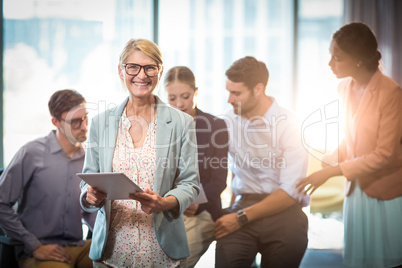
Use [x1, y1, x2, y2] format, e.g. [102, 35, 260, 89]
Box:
[60, 115, 88, 129]
[121, 63, 160, 77]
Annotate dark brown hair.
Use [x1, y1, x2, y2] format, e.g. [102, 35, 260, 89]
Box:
[333, 22, 381, 71]
[48, 89, 85, 120]
[225, 56, 269, 90]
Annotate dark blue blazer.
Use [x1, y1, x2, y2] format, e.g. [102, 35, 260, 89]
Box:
[195, 108, 228, 221]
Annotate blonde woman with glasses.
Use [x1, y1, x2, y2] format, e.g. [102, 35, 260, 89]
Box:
[80, 39, 200, 268]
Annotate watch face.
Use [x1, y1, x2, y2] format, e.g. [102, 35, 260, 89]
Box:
[238, 211, 248, 225]
[239, 214, 248, 224]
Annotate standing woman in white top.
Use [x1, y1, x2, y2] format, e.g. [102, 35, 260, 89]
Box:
[297, 22, 402, 268]
[80, 38, 200, 268]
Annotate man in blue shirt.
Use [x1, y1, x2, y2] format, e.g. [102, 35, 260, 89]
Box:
[0, 89, 94, 268]
[214, 57, 309, 267]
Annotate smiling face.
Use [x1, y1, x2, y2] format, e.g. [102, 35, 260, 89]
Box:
[165, 81, 197, 116]
[119, 49, 162, 99]
[328, 40, 360, 79]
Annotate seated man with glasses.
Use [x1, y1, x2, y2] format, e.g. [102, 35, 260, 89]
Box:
[0, 89, 95, 268]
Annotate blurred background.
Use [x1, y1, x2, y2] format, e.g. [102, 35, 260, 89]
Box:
[1, 1, 401, 266]
[1, 0, 346, 165]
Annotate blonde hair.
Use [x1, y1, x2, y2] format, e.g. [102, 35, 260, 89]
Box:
[119, 38, 163, 66]
[164, 66, 197, 90]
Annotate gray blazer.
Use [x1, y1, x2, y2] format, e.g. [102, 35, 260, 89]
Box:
[80, 96, 200, 260]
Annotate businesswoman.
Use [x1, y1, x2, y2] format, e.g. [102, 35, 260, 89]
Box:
[297, 22, 402, 268]
[164, 66, 228, 267]
[79, 39, 200, 268]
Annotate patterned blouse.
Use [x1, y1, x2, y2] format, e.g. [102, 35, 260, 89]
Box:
[102, 108, 180, 267]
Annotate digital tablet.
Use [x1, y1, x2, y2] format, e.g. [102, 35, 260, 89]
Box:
[77, 172, 143, 200]
[192, 183, 208, 204]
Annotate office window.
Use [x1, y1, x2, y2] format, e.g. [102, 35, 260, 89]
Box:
[2, 0, 153, 165]
[158, 0, 294, 115]
[2, 0, 343, 165]
[296, 0, 343, 152]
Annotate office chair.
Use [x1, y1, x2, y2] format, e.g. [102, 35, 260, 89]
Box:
[0, 168, 22, 268]
[307, 156, 345, 215]
[0, 228, 21, 268]
[0, 168, 93, 267]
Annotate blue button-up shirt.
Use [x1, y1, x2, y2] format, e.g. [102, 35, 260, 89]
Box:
[0, 131, 94, 259]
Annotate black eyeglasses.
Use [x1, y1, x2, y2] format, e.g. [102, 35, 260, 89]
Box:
[60, 115, 88, 129]
[121, 63, 160, 77]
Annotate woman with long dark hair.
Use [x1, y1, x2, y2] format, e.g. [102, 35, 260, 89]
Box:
[297, 22, 402, 268]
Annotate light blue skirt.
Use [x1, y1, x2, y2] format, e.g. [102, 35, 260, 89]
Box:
[343, 181, 402, 268]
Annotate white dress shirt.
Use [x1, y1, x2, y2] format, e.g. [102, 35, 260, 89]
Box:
[224, 97, 310, 206]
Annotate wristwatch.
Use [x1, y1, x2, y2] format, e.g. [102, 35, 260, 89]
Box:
[237, 209, 249, 226]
